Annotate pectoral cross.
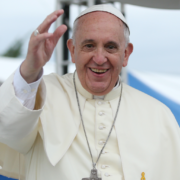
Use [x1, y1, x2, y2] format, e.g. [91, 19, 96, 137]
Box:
[141, 172, 146, 180]
[82, 169, 101, 180]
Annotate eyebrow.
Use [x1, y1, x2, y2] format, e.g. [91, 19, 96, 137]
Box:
[81, 39, 95, 45]
[106, 41, 119, 47]
[81, 39, 119, 47]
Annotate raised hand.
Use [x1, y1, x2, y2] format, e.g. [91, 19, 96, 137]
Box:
[21, 10, 67, 83]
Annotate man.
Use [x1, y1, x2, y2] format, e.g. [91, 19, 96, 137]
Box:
[0, 4, 180, 180]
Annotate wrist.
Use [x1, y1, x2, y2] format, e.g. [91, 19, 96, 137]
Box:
[20, 60, 42, 83]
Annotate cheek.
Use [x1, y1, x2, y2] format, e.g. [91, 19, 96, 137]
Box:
[115, 52, 125, 71]
[76, 53, 92, 68]
[111, 57, 123, 73]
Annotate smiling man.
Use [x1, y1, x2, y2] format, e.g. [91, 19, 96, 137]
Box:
[67, 11, 133, 95]
[0, 4, 180, 180]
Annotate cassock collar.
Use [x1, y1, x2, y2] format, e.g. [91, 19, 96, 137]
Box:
[75, 72, 122, 101]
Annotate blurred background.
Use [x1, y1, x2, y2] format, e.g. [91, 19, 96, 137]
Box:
[0, 1, 180, 118]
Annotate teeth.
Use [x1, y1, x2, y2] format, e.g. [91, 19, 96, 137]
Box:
[91, 68, 107, 73]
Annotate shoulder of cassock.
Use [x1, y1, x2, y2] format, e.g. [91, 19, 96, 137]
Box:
[0, 73, 180, 179]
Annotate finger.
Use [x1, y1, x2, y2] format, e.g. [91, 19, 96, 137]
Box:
[51, 24, 67, 46]
[38, 9, 64, 34]
[43, 25, 67, 57]
[31, 33, 54, 47]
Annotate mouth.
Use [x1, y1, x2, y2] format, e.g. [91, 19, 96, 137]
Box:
[90, 68, 109, 74]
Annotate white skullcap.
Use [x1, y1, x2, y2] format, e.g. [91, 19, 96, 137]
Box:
[75, 4, 130, 33]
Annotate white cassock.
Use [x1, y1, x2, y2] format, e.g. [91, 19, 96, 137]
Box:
[0, 72, 180, 180]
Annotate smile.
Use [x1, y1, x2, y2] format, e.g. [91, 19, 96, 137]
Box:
[90, 68, 108, 74]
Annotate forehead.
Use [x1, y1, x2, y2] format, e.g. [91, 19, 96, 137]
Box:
[74, 11, 124, 42]
[77, 11, 123, 28]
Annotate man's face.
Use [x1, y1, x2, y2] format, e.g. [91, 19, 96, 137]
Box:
[67, 12, 133, 96]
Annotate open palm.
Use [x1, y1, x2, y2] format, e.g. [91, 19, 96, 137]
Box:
[21, 10, 67, 83]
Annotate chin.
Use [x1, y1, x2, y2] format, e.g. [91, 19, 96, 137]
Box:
[88, 85, 109, 95]
[85, 80, 113, 94]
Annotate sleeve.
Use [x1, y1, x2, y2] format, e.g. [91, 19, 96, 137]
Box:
[13, 66, 43, 110]
[0, 72, 46, 154]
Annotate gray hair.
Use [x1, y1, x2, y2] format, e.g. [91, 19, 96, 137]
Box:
[72, 18, 130, 47]
[123, 23, 130, 47]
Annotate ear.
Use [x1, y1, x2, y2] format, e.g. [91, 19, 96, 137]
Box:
[67, 39, 75, 63]
[123, 43, 133, 67]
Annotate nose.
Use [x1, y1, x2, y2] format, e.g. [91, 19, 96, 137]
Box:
[92, 48, 107, 65]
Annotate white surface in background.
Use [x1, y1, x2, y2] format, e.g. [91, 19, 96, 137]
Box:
[129, 69, 180, 104]
[0, 57, 56, 82]
[0, 57, 22, 82]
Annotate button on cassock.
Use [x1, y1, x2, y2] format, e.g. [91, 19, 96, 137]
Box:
[99, 126, 104, 130]
[101, 165, 106, 169]
[102, 151, 108, 154]
[101, 165, 109, 169]
[99, 123, 106, 130]
[98, 111, 104, 116]
[98, 140, 105, 145]
[104, 173, 110, 177]
[97, 101, 102, 105]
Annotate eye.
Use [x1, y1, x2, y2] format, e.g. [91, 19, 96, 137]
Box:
[85, 44, 94, 48]
[106, 44, 116, 49]
[82, 43, 95, 51]
[105, 43, 118, 53]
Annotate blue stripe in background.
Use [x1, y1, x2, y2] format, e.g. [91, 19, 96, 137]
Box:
[128, 72, 180, 126]
[0, 175, 17, 180]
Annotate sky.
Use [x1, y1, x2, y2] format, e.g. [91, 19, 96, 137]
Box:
[0, 0, 180, 74]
